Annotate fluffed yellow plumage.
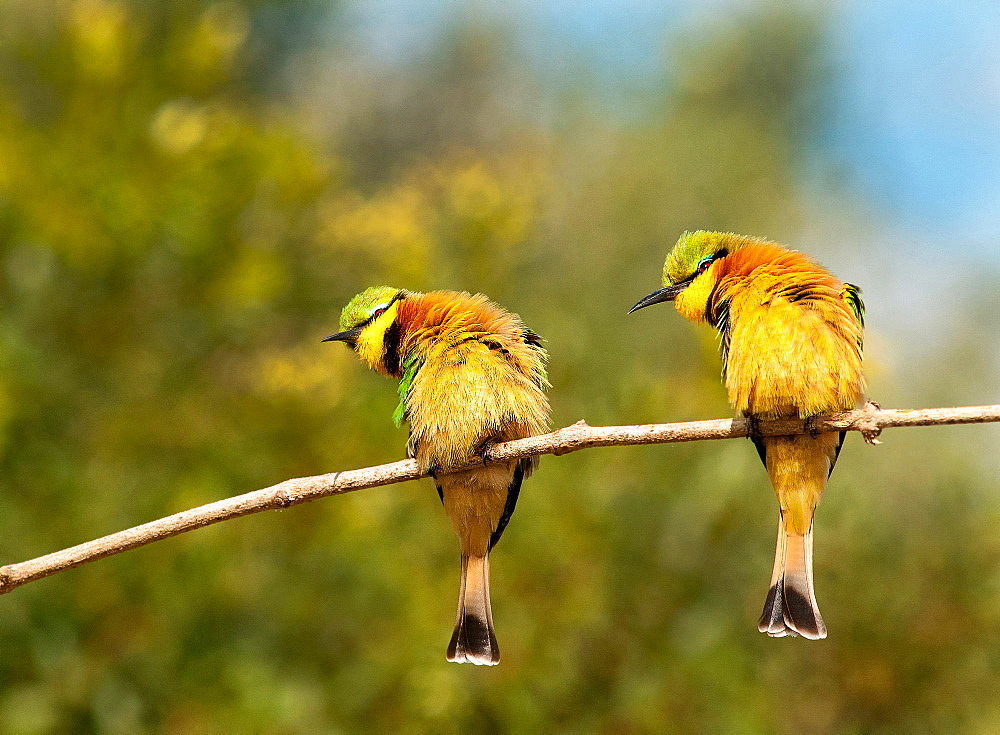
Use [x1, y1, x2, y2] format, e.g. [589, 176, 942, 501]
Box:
[324, 286, 550, 664]
[632, 231, 865, 639]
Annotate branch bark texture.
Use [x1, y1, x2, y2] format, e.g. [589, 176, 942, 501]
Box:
[2, 403, 998, 595]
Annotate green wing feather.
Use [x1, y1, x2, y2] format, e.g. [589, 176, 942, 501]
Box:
[393, 352, 422, 427]
[841, 283, 865, 352]
[842, 283, 865, 327]
[523, 330, 550, 391]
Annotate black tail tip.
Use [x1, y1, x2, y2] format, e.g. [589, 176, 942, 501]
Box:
[447, 613, 500, 665]
[782, 584, 827, 640]
[758, 581, 828, 639]
[758, 583, 795, 637]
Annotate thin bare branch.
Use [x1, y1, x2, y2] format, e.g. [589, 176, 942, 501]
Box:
[2, 402, 999, 595]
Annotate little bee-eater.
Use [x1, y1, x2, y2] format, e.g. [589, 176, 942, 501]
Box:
[630, 231, 865, 639]
[324, 286, 550, 664]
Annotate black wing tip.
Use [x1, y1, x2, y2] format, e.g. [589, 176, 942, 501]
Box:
[488, 463, 526, 551]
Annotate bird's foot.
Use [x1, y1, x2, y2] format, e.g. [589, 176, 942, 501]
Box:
[804, 415, 820, 439]
[475, 440, 497, 467]
[859, 401, 883, 445]
[745, 415, 762, 439]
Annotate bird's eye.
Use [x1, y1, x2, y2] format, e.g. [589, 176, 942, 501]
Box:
[697, 256, 714, 273]
[370, 307, 386, 320]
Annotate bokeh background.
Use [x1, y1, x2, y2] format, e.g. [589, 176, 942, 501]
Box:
[2, 0, 1000, 731]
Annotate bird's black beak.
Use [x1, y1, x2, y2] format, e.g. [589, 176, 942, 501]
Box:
[628, 283, 688, 314]
[321, 327, 362, 346]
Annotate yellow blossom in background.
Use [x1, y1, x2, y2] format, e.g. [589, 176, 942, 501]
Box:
[256, 344, 352, 406]
[318, 184, 436, 284]
[316, 153, 541, 288]
[183, 1, 251, 87]
[151, 100, 210, 154]
[71, 0, 129, 82]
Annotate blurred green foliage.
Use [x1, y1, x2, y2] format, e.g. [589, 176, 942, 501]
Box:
[1, 1, 1000, 732]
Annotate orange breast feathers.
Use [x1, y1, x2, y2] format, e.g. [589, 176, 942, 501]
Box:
[396, 291, 550, 469]
[713, 245, 865, 419]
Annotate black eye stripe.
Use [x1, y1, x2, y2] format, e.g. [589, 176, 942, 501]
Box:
[696, 248, 729, 275]
[358, 290, 406, 329]
[362, 306, 388, 326]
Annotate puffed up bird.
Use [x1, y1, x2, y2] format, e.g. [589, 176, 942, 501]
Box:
[630, 231, 865, 639]
[323, 286, 550, 664]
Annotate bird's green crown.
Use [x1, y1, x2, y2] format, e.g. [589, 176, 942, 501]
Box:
[339, 286, 405, 330]
[663, 230, 761, 285]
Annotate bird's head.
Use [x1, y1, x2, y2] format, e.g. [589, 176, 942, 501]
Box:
[323, 286, 411, 374]
[630, 231, 743, 323]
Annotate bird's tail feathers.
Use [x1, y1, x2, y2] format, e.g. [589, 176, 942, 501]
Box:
[447, 554, 500, 665]
[758, 516, 827, 640]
